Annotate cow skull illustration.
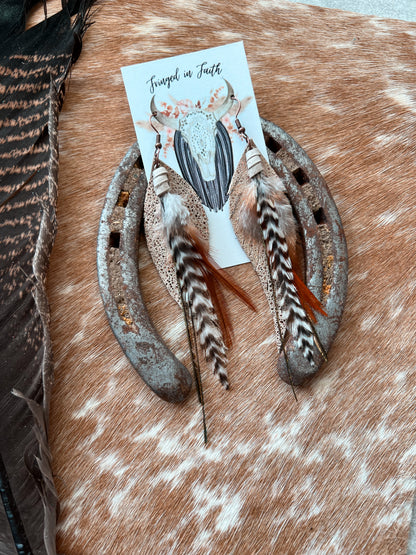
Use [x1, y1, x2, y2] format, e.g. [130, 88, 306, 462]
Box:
[150, 80, 234, 182]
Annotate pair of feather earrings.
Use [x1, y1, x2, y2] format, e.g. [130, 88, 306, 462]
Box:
[147, 89, 326, 439]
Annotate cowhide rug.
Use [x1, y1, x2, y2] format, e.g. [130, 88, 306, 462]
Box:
[30, 0, 416, 552]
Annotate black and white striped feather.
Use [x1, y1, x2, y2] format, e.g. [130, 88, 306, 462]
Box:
[255, 173, 316, 366]
[160, 192, 230, 388]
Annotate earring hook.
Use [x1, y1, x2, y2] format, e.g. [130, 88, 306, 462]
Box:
[149, 112, 159, 134]
[231, 94, 242, 118]
[231, 94, 249, 144]
[150, 112, 162, 169]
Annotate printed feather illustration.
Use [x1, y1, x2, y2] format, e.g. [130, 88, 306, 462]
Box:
[174, 120, 233, 211]
[0, 1, 95, 553]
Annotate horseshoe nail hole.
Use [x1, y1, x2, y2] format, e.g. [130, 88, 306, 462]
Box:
[109, 231, 120, 249]
[265, 135, 282, 153]
[116, 190, 130, 207]
[135, 156, 144, 169]
[292, 167, 309, 185]
[313, 207, 326, 225]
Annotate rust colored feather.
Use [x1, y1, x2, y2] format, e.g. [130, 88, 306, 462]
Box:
[188, 227, 256, 350]
[293, 271, 327, 323]
[189, 227, 256, 312]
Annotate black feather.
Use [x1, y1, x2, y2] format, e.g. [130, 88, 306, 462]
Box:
[0, 2, 95, 553]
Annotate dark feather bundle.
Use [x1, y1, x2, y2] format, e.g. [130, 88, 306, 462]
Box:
[0, 2, 95, 553]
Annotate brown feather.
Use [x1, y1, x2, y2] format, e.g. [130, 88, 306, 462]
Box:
[188, 226, 257, 312]
[293, 271, 327, 323]
[186, 226, 256, 349]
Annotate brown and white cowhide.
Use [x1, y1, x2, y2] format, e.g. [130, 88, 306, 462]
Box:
[37, 0, 416, 552]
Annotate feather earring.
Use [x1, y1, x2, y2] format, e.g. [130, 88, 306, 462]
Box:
[148, 114, 254, 440]
[228, 97, 327, 388]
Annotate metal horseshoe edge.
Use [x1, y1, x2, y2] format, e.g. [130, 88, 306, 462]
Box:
[96, 118, 348, 401]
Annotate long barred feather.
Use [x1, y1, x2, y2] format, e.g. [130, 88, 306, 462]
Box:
[160, 192, 230, 388]
[255, 173, 316, 365]
[0, 3, 96, 553]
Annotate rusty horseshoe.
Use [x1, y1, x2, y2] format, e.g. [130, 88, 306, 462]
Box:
[97, 119, 348, 401]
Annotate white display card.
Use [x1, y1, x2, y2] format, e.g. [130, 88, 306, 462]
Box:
[122, 41, 267, 268]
